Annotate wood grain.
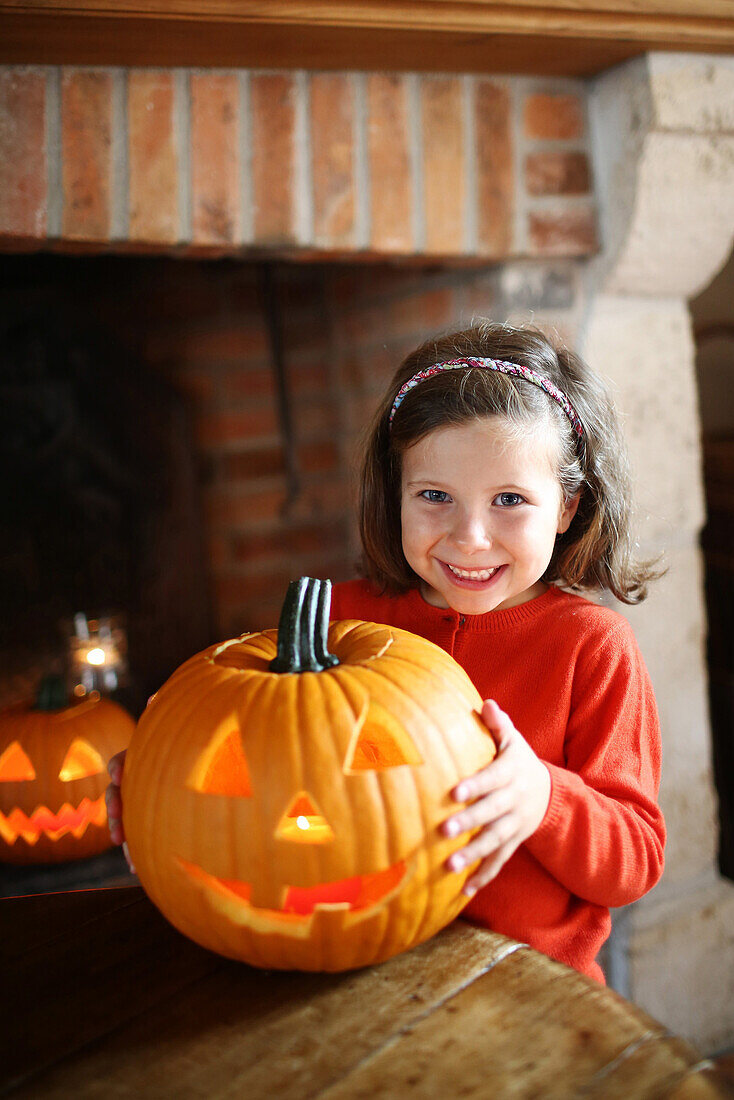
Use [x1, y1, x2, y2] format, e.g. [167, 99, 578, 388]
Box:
[1, 1, 733, 74]
[2, 887, 733, 1098]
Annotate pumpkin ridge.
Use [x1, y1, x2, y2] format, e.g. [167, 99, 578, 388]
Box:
[344, 651, 481, 951]
[324, 666, 399, 967]
[128, 661, 231, 897]
[328, 664, 420, 967]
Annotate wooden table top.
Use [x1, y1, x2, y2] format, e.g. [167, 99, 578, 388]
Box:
[2, 886, 732, 1098]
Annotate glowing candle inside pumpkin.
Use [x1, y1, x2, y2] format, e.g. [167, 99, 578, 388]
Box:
[276, 795, 335, 844]
[86, 647, 107, 666]
[293, 814, 333, 842]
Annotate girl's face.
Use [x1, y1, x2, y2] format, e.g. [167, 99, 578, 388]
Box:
[400, 417, 579, 615]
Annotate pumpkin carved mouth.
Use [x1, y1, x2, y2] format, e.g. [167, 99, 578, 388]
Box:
[178, 856, 409, 924]
[0, 795, 107, 845]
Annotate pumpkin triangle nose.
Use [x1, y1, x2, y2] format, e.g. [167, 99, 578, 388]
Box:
[275, 791, 335, 844]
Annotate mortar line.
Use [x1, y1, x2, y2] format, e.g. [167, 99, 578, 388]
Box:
[46, 66, 62, 239]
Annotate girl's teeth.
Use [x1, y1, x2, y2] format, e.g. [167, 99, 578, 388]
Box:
[448, 564, 497, 581]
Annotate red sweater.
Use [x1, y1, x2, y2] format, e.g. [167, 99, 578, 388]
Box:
[330, 579, 665, 983]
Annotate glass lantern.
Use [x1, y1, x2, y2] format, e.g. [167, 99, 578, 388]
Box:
[63, 613, 128, 698]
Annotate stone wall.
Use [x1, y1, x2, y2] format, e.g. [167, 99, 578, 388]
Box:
[585, 52, 734, 1053]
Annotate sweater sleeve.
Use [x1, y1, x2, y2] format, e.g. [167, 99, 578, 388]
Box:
[523, 621, 666, 908]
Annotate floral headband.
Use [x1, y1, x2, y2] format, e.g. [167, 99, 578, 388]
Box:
[388, 356, 584, 439]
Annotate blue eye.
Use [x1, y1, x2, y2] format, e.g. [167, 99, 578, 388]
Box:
[496, 492, 524, 507]
[420, 489, 450, 504]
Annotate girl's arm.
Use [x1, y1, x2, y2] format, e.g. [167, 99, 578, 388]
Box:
[521, 630, 665, 907]
[443, 628, 665, 907]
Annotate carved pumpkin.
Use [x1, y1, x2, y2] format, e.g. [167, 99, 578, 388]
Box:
[123, 577, 496, 971]
[0, 677, 135, 864]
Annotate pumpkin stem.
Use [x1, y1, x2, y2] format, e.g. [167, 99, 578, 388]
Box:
[270, 577, 340, 673]
[35, 675, 68, 711]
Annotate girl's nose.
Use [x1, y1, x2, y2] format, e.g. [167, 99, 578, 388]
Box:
[450, 509, 492, 550]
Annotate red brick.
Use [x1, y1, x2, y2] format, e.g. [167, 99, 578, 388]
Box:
[329, 266, 373, 304]
[191, 73, 240, 245]
[389, 286, 455, 338]
[207, 533, 230, 570]
[524, 93, 585, 141]
[173, 369, 215, 404]
[296, 399, 339, 439]
[528, 208, 598, 255]
[287, 477, 351, 522]
[0, 68, 47, 238]
[61, 69, 111, 240]
[146, 321, 269, 367]
[475, 80, 514, 257]
[288, 360, 331, 394]
[251, 73, 295, 243]
[341, 301, 397, 348]
[347, 394, 384, 433]
[230, 521, 345, 565]
[221, 365, 276, 402]
[367, 74, 413, 253]
[311, 73, 355, 248]
[218, 595, 286, 637]
[299, 440, 338, 474]
[206, 486, 288, 526]
[214, 570, 294, 608]
[196, 406, 279, 448]
[525, 151, 590, 195]
[221, 446, 286, 481]
[229, 529, 291, 565]
[128, 71, 178, 243]
[422, 77, 464, 254]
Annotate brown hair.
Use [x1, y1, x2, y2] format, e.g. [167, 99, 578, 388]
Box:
[358, 321, 660, 604]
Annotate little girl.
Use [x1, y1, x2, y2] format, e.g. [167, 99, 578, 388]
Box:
[107, 320, 665, 985]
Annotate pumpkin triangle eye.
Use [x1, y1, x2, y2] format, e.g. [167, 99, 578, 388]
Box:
[187, 726, 252, 796]
[344, 702, 424, 772]
[275, 791, 335, 844]
[0, 740, 36, 781]
[59, 738, 105, 780]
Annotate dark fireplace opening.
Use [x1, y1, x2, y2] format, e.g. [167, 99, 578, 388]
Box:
[0, 249, 579, 895]
[1, 254, 215, 716]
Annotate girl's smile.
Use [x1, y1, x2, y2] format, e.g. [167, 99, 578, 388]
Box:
[400, 418, 579, 615]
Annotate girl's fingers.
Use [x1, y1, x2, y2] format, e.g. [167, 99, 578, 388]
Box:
[122, 841, 136, 874]
[451, 748, 516, 802]
[480, 698, 515, 749]
[445, 812, 519, 872]
[107, 748, 127, 785]
[105, 783, 122, 819]
[462, 842, 516, 896]
[443, 786, 514, 838]
[105, 781, 125, 845]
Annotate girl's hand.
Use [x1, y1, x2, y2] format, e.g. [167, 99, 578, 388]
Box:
[105, 749, 135, 872]
[441, 699, 551, 896]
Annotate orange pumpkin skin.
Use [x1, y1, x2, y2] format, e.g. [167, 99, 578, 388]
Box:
[0, 694, 135, 864]
[123, 614, 497, 972]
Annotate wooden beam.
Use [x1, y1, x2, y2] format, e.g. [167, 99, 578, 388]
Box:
[1, 1, 733, 73]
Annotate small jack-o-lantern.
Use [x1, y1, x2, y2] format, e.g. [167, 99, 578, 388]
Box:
[0, 677, 135, 864]
[124, 578, 496, 971]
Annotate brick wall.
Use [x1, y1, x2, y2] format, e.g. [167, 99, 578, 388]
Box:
[1, 252, 582, 673]
[140, 256, 582, 638]
[0, 61, 592, 676]
[0, 66, 596, 260]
